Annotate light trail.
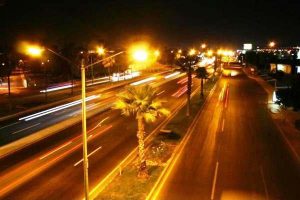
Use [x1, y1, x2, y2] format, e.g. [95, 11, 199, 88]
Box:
[0, 125, 112, 197]
[74, 146, 102, 167]
[40, 84, 73, 93]
[172, 84, 193, 98]
[130, 77, 156, 86]
[11, 123, 40, 135]
[177, 75, 196, 84]
[164, 71, 180, 79]
[19, 95, 100, 121]
[87, 79, 110, 86]
[210, 161, 219, 200]
[0, 122, 20, 130]
[39, 141, 72, 160]
[157, 90, 165, 96]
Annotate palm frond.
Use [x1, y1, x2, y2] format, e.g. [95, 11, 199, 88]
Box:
[113, 85, 169, 123]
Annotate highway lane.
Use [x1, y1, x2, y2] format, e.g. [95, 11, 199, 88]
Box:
[0, 71, 173, 146]
[156, 69, 300, 200]
[0, 71, 199, 199]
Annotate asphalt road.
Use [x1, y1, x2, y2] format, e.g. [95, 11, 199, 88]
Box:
[0, 71, 172, 146]
[0, 71, 200, 199]
[156, 68, 300, 200]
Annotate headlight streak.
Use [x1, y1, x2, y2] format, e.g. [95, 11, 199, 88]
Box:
[164, 71, 180, 79]
[130, 77, 156, 86]
[19, 95, 100, 121]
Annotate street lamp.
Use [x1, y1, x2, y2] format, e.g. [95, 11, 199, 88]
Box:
[269, 41, 276, 48]
[186, 48, 197, 116]
[97, 46, 105, 55]
[201, 43, 207, 49]
[25, 45, 49, 102]
[133, 49, 148, 62]
[189, 48, 196, 56]
[80, 50, 149, 198]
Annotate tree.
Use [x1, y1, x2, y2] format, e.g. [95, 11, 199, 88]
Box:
[0, 52, 15, 97]
[113, 85, 169, 178]
[196, 67, 208, 98]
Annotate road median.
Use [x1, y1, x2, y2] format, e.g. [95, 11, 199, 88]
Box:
[91, 75, 219, 200]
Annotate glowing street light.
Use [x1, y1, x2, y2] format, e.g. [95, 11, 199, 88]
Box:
[178, 49, 182, 54]
[206, 50, 213, 57]
[201, 43, 207, 49]
[133, 49, 148, 62]
[189, 48, 196, 56]
[97, 46, 105, 55]
[26, 45, 44, 57]
[154, 50, 160, 57]
[269, 41, 276, 48]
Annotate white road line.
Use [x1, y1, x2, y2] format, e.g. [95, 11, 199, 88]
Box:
[0, 121, 20, 130]
[87, 117, 110, 134]
[211, 161, 219, 200]
[221, 119, 225, 132]
[11, 123, 41, 135]
[74, 146, 102, 166]
[260, 166, 269, 200]
[39, 141, 72, 160]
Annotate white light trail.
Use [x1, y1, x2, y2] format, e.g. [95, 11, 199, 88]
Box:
[40, 84, 73, 93]
[19, 95, 100, 121]
[130, 77, 156, 86]
[164, 71, 180, 79]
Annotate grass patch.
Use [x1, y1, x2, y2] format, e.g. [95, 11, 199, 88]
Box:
[96, 165, 163, 200]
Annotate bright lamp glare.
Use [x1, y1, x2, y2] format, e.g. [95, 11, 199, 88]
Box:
[27, 46, 44, 57]
[133, 50, 148, 62]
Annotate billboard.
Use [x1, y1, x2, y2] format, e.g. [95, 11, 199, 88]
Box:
[243, 43, 253, 50]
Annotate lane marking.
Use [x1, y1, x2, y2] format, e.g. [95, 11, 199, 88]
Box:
[225, 85, 229, 108]
[211, 161, 219, 200]
[221, 119, 225, 132]
[260, 166, 269, 200]
[74, 146, 102, 166]
[0, 121, 20, 130]
[11, 123, 41, 135]
[39, 141, 72, 160]
[0, 125, 112, 197]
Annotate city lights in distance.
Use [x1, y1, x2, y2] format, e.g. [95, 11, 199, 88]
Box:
[269, 41, 276, 48]
[189, 48, 196, 56]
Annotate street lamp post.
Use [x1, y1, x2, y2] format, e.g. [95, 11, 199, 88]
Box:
[81, 58, 90, 200]
[186, 61, 192, 117]
[23, 43, 148, 200]
[186, 49, 196, 116]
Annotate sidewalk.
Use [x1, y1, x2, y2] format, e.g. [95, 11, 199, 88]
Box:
[244, 67, 300, 165]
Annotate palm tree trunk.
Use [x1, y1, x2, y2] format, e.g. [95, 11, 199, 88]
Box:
[200, 78, 204, 98]
[137, 116, 148, 178]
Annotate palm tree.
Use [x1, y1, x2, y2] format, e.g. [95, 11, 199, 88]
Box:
[196, 67, 208, 98]
[114, 85, 169, 178]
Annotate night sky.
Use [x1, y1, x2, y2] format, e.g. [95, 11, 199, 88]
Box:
[1, 0, 300, 48]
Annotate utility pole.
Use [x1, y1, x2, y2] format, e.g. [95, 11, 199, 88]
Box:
[186, 61, 192, 116]
[42, 62, 48, 102]
[81, 58, 89, 200]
